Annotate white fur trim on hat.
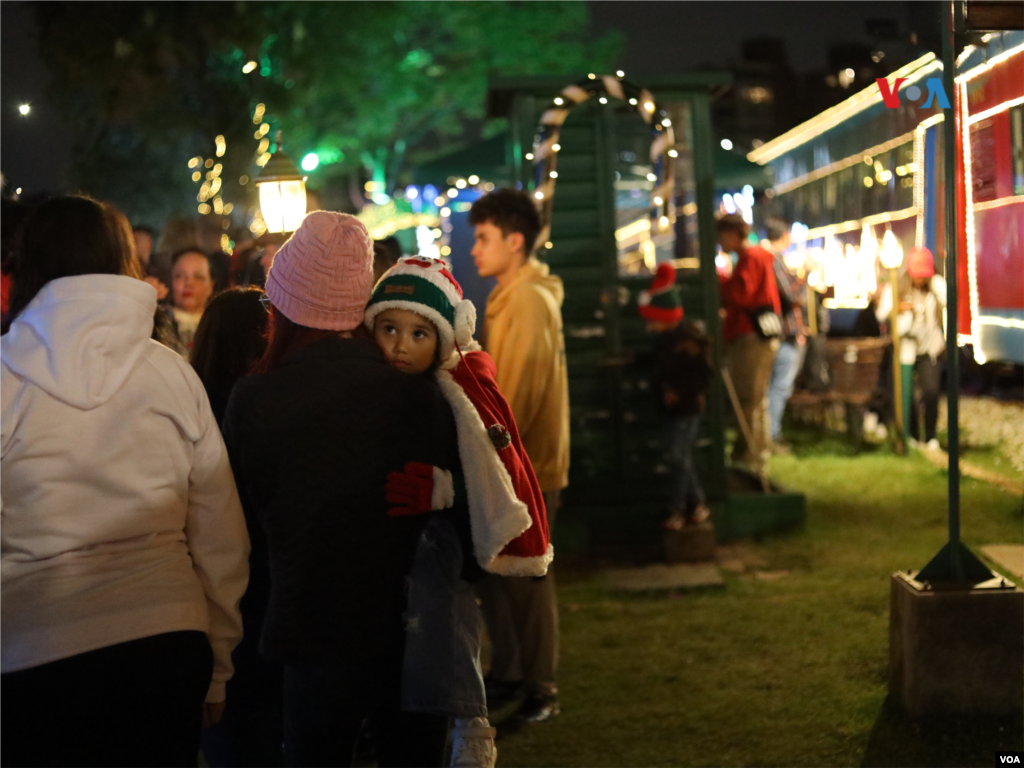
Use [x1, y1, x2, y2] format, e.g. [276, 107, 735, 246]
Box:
[364, 298, 457, 360]
[454, 299, 476, 349]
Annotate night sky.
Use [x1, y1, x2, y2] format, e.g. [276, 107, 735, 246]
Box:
[1, 1, 917, 196]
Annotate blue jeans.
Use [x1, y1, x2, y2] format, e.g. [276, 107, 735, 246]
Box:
[668, 414, 704, 513]
[401, 516, 487, 719]
[768, 340, 804, 442]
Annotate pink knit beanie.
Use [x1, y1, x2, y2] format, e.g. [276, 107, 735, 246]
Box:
[265, 211, 374, 330]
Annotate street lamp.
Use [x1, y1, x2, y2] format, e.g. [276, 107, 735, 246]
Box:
[256, 130, 307, 234]
[879, 228, 906, 453]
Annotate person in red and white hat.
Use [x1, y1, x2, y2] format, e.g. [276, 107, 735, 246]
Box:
[639, 263, 714, 530]
[875, 246, 947, 449]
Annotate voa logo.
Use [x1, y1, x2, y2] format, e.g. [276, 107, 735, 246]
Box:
[876, 77, 951, 109]
[998, 755, 1022, 764]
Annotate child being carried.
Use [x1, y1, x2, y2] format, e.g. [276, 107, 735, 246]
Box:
[366, 256, 553, 767]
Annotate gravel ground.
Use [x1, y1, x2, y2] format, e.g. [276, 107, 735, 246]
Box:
[937, 396, 1024, 476]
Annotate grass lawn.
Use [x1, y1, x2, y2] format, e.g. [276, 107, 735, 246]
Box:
[493, 434, 1024, 767]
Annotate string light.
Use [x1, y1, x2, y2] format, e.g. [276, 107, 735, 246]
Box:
[748, 53, 940, 164]
[239, 175, 249, 185]
[668, 149, 678, 158]
[966, 95, 1024, 126]
[550, 171, 558, 179]
[243, 61, 257, 74]
[914, 125, 926, 247]
[192, 171, 201, 182]
[960, 79, 984, 362]
[772, 130, 916, 195]
[188, 157, 201, 169]
[955, 41, 1024, 83]
[803, 206, 917, 240]
[629, 98, 637, 106]
[973, 195, 1024, 212]
[535, 191, 545, 200]
[455, 179, 467, 189]
[616, 70, 625, 77]
[468, 175, 479, 184]
[447, 188, 458, 198]
[551, 143, 561, 152]
[205, 159, 214, 168]
[198, 203, 211, 215]
[215, 135, 226, 157]
[599, 97, 608, 104]
[553, 97, 564, 106]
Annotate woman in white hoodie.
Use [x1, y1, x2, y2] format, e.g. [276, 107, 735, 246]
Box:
[1, 196, 250, 767]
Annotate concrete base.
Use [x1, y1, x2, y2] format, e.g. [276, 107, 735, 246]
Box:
[663, 522, 717, 563]
[889, 571, 1024, 718]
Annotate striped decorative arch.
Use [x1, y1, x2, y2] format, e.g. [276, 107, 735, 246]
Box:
[529, 73, 677, 258]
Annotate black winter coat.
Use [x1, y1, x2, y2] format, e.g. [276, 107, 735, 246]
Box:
[222, 337, 459, 665]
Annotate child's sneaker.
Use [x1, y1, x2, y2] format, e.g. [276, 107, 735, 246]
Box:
[450, 717, 497, 768]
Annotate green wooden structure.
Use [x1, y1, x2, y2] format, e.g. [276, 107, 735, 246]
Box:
[487, 73, 804, 556]
[415, 73, 806, 558]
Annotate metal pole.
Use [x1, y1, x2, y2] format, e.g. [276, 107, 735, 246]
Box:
[889, 269, 906, 452]
[941, 0, 962, 568]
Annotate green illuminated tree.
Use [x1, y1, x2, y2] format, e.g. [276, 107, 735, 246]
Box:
[34, 1, 619, 225]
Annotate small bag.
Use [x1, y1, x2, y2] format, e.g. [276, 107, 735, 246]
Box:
[748, 306, 783, 340]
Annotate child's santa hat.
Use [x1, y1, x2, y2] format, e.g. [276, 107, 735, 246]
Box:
[364, 256, 477, 361]
[638, 263, 683, 323]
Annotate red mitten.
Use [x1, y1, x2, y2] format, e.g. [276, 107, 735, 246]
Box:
[386, 462, 454, 516]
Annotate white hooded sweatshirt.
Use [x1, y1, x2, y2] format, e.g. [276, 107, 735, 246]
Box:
[1, 274, 249, 703]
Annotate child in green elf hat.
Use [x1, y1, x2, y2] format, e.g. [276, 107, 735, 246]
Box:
[639, 263, 714, 530]
[366, 255, 553, 768]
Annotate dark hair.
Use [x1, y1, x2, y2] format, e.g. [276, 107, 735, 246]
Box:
[715, 213, 749, 239]
[190, 287, 270, 424]
[765, 218, 790, 243]
[468, 188, 541, 258]
[2, 199, 32, 272]
[372, 239, 400, 283]
[250, 305, 338, 375]
[132, 224, 155, 238]
[7, 195, 142, 323]
[171, 247, 210, 268]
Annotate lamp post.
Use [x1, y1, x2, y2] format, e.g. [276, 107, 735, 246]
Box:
[879, 228, 906, 455]
[256, 131, 307, 234]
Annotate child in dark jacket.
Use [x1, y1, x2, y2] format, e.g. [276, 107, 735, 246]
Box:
[639, 264, 714, 530]
[366, 256, 552, 768]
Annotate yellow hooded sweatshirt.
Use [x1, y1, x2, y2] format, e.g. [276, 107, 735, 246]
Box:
[484, 257, 570, 492]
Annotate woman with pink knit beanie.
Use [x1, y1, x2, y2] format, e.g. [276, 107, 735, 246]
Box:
[221, 211, 460, 766]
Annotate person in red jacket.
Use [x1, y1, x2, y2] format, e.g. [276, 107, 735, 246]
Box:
[366, 255, 552, 766]
[716, 213, 781, 468]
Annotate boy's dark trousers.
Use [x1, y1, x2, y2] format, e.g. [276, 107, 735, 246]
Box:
[667, 414, 704, 513]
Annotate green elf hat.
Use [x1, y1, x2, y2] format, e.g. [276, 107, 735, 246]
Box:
[364, 256, 477, 361]
[638, 262, 683, 323]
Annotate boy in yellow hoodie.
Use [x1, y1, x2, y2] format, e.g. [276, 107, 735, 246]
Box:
[468, 188, 569, 725]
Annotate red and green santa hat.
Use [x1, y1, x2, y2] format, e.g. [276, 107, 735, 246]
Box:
[638, 262, 683, 323]
[364, 256, 477, 361]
